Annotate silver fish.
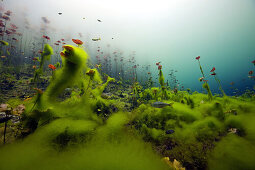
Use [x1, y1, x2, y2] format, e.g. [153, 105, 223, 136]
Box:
[151, 101, 174, 108]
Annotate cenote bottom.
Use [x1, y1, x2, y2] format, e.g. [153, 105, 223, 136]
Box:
[0, 44, 255, 170]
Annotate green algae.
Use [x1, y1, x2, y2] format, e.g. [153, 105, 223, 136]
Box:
[208, 134, 255, 170]
[0, 111, 169, 170]
[0, 44, 170, 169]
[130, 94, 255, 169]
[1, 44, 255, 170]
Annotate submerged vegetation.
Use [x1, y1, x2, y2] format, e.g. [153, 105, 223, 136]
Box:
[0, 3, 255, 170]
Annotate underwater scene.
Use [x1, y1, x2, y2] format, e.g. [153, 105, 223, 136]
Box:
[0, 0, 255, 169]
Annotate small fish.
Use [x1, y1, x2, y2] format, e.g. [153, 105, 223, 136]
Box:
[165, 129, 175, 134]
[151, 101, 174, 108]
[1, 55, 6, 58]
[92, 37, 101, 41]
[211, 72, 216, 76]
[83, 17, 85, 19]
[196, 56, 200, 60]
[230, 82, 234, 85]
[72, 39, 83, 45]
[58, 13, 62, 15]
[210, 67, 215, 72]
[97, 19, 102, 22]
[248, 70, 253, 75]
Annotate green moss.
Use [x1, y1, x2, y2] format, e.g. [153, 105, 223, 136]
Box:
[6, 98, 23, 108]
[0, 113, 168, 170]
[209, 135, 255, 170]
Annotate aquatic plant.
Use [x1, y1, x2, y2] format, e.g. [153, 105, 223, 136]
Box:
[195, 56, 213, 101]
[130, 81, 142, 107]
[0, 40, 9, 46]
[210, 67, 226, 96]
[33, 44, 53, 84]
[157, 64, 169, 100]
[44, 45, 88, 101]
[202, 82, 213, 100]
[151, 87, 160, 100]
[92, 76, 115, 98]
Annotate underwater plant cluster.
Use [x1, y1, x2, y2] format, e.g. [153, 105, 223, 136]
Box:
[0, 1, 255, 170]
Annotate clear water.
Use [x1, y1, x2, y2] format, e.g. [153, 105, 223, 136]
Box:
[2, 0, 255, 95]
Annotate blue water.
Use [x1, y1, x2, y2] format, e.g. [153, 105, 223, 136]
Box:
[1, 0, 255, 95]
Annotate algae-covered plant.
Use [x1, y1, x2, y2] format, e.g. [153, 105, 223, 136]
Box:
[1, 1, 255, 170]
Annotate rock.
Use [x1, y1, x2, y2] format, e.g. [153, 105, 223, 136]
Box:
[13, 104, 25, 115]
[0, 103, 11, 112]
[0, 115, 12, 123]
